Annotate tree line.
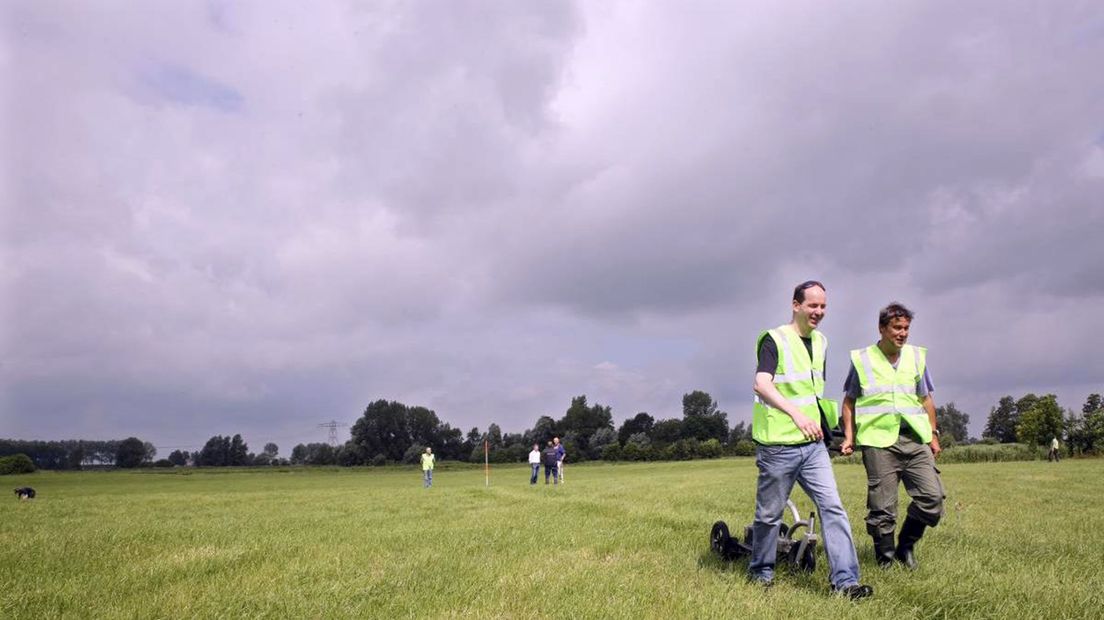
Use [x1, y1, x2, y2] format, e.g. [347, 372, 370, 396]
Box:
[983, 392, 1104, 454]
[0, 438, 156, 470]
[286, 392, 979, 465]
[5, 390, 1100, 472]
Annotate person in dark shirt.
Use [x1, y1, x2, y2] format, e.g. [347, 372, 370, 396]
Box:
[542, 441, 559, 485]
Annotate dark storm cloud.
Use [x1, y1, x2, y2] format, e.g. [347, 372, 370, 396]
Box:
[3, 1, 1103, 450]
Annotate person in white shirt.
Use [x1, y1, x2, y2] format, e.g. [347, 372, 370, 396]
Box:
[528, 444, 541, 484]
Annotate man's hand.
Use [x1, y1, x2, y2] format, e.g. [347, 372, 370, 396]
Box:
[930, 435, 942, 458]
[790, 412, 823, 441]
[840, 437, 854, 456]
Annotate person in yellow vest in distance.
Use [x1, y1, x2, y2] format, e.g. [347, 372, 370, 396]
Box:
[421, 447, 435, 488]
[841, 302, 943, 571]
[749, 280, 873, 599]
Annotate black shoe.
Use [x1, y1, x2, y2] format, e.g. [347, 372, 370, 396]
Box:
[833, 584, 874, 600]
[873, 534, 895, 568]
[895, 517, 927, 570]
[894, 546, 918, 570]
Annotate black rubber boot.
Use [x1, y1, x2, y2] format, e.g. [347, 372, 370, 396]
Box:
[873, 534, 896, 568]
[894, 517, 927, 570]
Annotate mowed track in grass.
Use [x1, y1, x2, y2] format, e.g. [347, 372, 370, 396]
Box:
[2, 459, 1102, 619]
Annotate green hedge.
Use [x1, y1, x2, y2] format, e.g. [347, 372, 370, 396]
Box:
[834, 443, 1045, 465]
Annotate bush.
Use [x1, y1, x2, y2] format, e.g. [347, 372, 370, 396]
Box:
[697, 438, 723, 459]
[371, 454, 388, 466]
[621, 443, 642, 461]
[153, 459, 174, 468]
[601, 443, 622, 461]
[0, 453, 36, 475]
[731, 440, 756, 457]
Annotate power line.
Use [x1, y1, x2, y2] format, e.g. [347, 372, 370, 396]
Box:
[317, 420, 347, 446]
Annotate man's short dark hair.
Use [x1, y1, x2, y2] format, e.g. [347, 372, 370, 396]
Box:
[879, 302, 914, 327]
[793, 280, 826, 303]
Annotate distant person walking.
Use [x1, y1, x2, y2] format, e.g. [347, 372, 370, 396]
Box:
[841, 302, 944, 571]
[542, 441, 559, 485]
[421, 447, 435, 488]
[554, 436, 566, 483]
[1048, 436, 1061, 462]
[529, 444, 542, 484]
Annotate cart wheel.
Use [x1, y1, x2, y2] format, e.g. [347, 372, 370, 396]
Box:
[798, 542, 816, 572]
[711, 521, 732, 558]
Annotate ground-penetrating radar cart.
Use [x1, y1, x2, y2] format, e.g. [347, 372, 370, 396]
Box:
[710, 498, 818, 572]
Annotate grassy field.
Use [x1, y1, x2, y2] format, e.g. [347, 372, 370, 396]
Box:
[3, 458, 1102, 619]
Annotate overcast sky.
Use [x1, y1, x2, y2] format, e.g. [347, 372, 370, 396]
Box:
[4, 1, 1103, 455]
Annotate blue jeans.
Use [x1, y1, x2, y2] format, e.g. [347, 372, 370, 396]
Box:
[749, 442, 861, 588]
[423, 469, 432, 488]
[530, 464, 541, 484]
[544, 463, 558, 484]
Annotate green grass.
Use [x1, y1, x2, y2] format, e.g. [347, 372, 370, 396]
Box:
[2, 459, 1102, 618]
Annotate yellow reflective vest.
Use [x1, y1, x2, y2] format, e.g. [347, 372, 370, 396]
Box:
[850, 344, 931, 447]
[421, 453, 435, 471]
[752, 324, 839, 445]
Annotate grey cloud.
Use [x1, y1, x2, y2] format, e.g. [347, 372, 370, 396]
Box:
[4, 1, 1104, 447]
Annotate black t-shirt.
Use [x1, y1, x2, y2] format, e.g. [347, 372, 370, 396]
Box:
[756, 332, 830, 444]
[756, 334, 824, 377]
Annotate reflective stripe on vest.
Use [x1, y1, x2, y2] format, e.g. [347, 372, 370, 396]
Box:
[752, 324, 840, 445]
[851, 344, 931, 447]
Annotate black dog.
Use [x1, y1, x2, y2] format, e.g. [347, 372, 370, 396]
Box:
[14, 487, 35, 500]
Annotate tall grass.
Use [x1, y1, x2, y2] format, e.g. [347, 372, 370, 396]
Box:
[833, 442, 1051, 465]
[2, 459, 1101, 618]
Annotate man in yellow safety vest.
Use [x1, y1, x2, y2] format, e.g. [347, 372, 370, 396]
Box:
[841, 302, 944, 570]
[749, 280, 872, 599]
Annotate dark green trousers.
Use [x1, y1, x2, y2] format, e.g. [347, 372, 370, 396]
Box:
[861, 432, 945, 537]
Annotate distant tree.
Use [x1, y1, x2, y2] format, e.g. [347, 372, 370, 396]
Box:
[625, 432, 650, 448]
[529, 416, 559, 445]
[115, 437, 148, 468]
[1017, 395, 1064, 447]
[349, 399, 413, 462]
[1083, 393, 1102, 415]
[292, 443, 337, 465]
[167, 450, 188, 466]
[435, 424, 465, 460]
[403, 444, 425, 465]
[1067, 407, 1104, 455]
[588, 427, 618, 459]
[408, 406, 442, 449]
[461, 427, 482, 461]
[650, 419, 683, 446]
[198, 435, 231, 466]
[618, 412, 655, 445]
[935, 402, 970, 445]
[143, 442, 157, 464]
[983, 396, 1018, 443]
[681, 391, 729, 442]
[0, 453, 36, 475]
[487, 423, 503, 449]
[727, 421, 752, 445]
[66, 445, 85, 470]
[559, 395, 614, 457]
[229, 434, 249, 466]
[263, 443, 279, 459]
[290, 443, 307, 465]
